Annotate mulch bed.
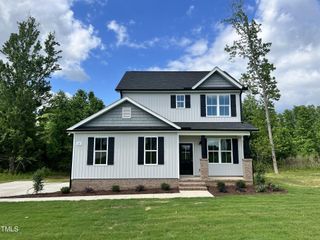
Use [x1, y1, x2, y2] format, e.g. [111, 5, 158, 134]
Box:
[208, 185, 287, 196]
[1, 188, 179, 199]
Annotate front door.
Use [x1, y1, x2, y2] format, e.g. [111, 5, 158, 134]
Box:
[179, 143, 193, 175]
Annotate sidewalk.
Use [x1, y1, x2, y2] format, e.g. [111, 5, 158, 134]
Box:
[0, 190, 213, 202]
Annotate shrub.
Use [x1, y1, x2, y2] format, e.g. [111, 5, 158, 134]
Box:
[161, 183, 170, 191]
[32, 169, 44, 194]
[112, 185, 120, 192]
[85, 187, 94, 193]
[235, 180, 246, 191]
[135, 185, 145, 192]
[268, 183, 282, 192]
[254, 171, 266, 185]
[60, 186, 70, 194]
[255, 184, 267, 193]
[37, 167, 51, 177]
[217, 181, 227, 193]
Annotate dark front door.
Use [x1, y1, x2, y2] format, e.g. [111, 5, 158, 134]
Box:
[179, 143, 193, 175]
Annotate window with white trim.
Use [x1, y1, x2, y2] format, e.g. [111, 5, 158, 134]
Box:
[206, 94, 230, 116]
[94, 137, 108, 164]
[176, 95, 185, 108]
[145, 137, 158, 164]
[122, 107, 131, 118]
[208, 138, 232, 163]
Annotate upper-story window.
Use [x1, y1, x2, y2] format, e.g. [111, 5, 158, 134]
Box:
[176, 95, 185, 108]
[206, 94, 230, 117]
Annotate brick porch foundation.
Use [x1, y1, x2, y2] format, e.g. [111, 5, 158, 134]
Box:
[71, 178, 179, 191]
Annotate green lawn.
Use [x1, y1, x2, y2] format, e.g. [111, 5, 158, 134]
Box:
[0, 172, 69, 183]
[1, 169, 320, 239]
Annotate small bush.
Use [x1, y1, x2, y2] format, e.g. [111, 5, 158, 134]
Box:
[61, 186, 70, 194]
[112, 185, 120, 192]
[217, 181, 227, 193]
[135, 185, 145, 192]
[85, 187, 94, 193]
[32, 169, 44, 193]
[254, 171, 266, 185]
[255, 184, 267, 193]
[268, 183, 282, 192]
[161, 183, 170, 191]
[235, 180, 246, 191]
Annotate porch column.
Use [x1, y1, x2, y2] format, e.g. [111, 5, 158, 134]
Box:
[200, 135, 208, 180]
[200, 159, 208, 180]
[242, 158, 253, 183]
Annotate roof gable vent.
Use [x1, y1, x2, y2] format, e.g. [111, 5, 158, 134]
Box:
[122, 107, 131, 119]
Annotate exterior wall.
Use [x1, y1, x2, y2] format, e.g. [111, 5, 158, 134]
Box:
[179, 135, 244, 177]
[123, 91, 241, 122]
[71, 132, 179, 180]
[198, 72, 235, 88]
[84, 102, 168, 127]
[72, 179, 179, 191]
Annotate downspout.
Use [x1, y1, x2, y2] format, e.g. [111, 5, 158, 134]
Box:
[240, 89, 243, 122]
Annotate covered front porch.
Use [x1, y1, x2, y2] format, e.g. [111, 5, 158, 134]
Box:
[178, 132, 253, 183]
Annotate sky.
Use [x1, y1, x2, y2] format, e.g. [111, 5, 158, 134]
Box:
[0, 0, 320, 111]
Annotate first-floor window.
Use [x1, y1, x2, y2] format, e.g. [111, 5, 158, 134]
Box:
[95, 137, 108, 164]
[145, 137, 158, 164]
[208, 138, 232, 163]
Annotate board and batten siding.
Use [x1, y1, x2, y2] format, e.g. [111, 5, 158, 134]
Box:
[84, 102, 168, 127]
[179, 136, 244, 177]
[122, 92, 241, 122]
[71, 132, 179, 179]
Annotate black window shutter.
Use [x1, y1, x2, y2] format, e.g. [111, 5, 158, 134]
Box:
[231, 94, 237, 117]
[87, 137, 94, 165]
[171, 95, 176, 108]
[138, 137, 144, 165]
[158, 137, 164, 165]
[243, 136, 251, 158]
[185, 95, 191, 108]
[232, 138, 239, 164]
[200, 95, 206, 117]
[108, 137, 115, 165]
[201, 135, 207, 158]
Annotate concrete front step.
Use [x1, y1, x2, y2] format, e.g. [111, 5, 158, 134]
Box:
[179, 181, 206, 186]
[179, 186, 208, 191]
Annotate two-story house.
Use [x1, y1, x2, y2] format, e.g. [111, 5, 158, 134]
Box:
[67, 67, 258, 191]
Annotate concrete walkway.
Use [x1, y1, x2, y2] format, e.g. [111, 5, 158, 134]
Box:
[0, 190, 213, 202]
[0, 181, 68, 197]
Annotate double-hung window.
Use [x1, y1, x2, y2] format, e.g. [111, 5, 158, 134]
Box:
[145, 137, 158, 164]
[176, 95, 185, 108]
[94, 137, 108, 165]
[206, 94, 230, 116]
[208, 138, 233, 163]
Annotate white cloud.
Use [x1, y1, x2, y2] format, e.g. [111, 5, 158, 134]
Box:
[151, 0, 320, 111]
[0, 0, 102, 82]
[186, 39, 208, 56]
[107, 20, 159, 49]
[186, 5, 195, 16]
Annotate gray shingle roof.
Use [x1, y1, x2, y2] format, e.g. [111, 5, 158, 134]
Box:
[116, 71, 243, 91]
[174, 122, 258, 131]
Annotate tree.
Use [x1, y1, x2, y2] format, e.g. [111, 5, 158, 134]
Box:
[39, 90, 104, 171]
[224, 1, 281, 173]
[0, 17, 61, 172]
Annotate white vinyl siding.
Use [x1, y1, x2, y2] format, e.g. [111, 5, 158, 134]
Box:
[71, 132, 178, 179]
[123, 92, 241, 122]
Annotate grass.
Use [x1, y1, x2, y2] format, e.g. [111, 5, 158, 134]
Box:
[0, 172, 69, 183]
[1, 169, 320, 239]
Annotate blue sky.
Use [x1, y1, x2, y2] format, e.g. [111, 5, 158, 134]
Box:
[1, 0, 320, 110]
[51, 0, 255, 105]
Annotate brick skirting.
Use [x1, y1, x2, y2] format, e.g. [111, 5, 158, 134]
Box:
[71, 178, 179, 191]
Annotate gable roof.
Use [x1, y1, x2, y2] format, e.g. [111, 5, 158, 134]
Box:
[116, 67, 244, 91]
[67, 97, 181, 131]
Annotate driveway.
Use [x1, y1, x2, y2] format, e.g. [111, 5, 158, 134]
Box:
[0, 181, 68, 197]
